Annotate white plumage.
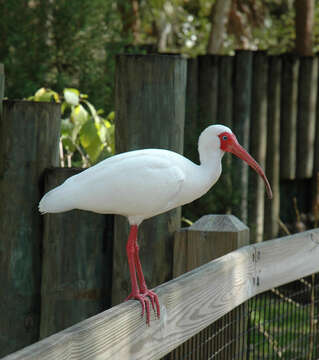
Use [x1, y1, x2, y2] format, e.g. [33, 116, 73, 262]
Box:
[39, 124, 272, 324]
[39, 125, 228, 224]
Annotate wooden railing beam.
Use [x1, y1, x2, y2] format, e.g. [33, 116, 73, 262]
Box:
[3, 228, 319, 360]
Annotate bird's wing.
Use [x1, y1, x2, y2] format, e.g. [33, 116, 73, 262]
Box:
[42, 149, 187, 216]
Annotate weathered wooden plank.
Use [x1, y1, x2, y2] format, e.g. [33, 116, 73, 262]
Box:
[2, 246, 256, 360]
[173, 215, 249, 277]
[254, 229, 319, 293]
[183, 58, 199, 164]
[313, 64, 319, 211]
[40, 168, 113, 339]
[0, 100, 61, 357]
[181, 58, 201, 221]
[4, 228, 319, 360]
[249, 51, 268, 243]
[232, 51, 253, 224]
[296, 56, 318, 178]
[0, 64, 4, 117]
[198, 55, 219, 128]
[280, 54, 299, 180]
[112, 54, 186, 305]
[264, 56, 281, 240]
[217, 56, 233, 128]
[171, 214, 249, 360]
[217, 56, 234, 213]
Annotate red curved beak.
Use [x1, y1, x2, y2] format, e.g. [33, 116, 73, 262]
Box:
[226, 135, 273, 199]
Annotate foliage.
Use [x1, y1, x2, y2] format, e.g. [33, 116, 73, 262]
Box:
[28, 88, 114, 167]
[2, 0, 319, 113]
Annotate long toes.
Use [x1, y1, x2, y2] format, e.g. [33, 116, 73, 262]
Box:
[148, 294, 156, 312]
[147, 291, 160, 319]
[137, 297, 146, 318]
[154, 295, 160, 319]
[145, 299, 151, 325]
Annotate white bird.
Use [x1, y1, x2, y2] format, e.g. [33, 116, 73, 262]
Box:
[39, 124, 272, 324]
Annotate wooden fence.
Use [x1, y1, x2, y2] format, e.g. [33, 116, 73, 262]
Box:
[1, 52, 319, 357]
[183, 52, 319, 243]
[2, 223, 319, 360]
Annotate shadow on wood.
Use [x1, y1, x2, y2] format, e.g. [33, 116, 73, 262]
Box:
[40, 167, 114, 339]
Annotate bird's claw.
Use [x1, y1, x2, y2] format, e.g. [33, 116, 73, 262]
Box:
[126, 289, 160, 325]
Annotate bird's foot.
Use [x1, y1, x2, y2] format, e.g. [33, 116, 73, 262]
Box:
[126, 289, 160, 325]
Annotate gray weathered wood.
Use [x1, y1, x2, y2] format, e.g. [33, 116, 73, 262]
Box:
[264, 56, 281, 240]
[183, 58, 199, 166]
[280, 54, 299, 180]
[198, 55, 219, 128]
[173, 214, 249, 277]
[0, 100, 61, 357]
[0, 64, 4, 117]
[112, 54, 186, 305]
[4, 228, 319, 360]
[217, 56, 233, 128]
[40, 168, 113, 339]
[296, 56, 318, 178]
[313, 67, 319, 210]
[249, 52, 268, 243]
[217, 56, 234, 213]
[232, 51, 253, 224]
[171, 214, 249, 360]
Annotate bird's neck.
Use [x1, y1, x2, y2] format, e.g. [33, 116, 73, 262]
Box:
[198, 141, 223, 166]
[198, 144, 224, 184]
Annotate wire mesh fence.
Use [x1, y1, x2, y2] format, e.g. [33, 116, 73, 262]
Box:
[164, 273, 319, 360]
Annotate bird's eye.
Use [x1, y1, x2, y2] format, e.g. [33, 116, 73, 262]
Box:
[222, 135, 228, 141]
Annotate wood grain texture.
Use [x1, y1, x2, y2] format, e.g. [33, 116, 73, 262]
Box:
[4, 228, 319, 360]
[296, 56, 318, 178]
[249, 51, 268, 243]
[232, 51, 253, 224]
[0, 64, 4, 117]
[198, 55, 219, 128]
[171, 214, 249, 360]
[280, 54, 299, 180]
[0, 101, 61, 357]
[264, 56, 281, 240]
[112, 54, 186, 305]
[173, 215, 249, 277]
[40, 168, 113, 339]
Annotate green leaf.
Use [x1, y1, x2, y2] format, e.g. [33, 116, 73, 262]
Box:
[61, 118, 74, 136]
[70, 104, 89, 141]
[83, 100, 100, 123]
[32, 88, 60, 102]
[79, 121, 104, 162]
[61, 136, 76, 153]
[64, 88, 80, 106]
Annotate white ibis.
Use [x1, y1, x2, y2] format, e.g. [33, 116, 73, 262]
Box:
[39, 124, 272, 324]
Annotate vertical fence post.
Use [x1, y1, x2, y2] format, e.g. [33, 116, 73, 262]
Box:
[264, 56, 282, 240]
[249, 51, 268, 243]
[0, 64, 4, 118]
[296, 56, 318, 179]
[112, 54, 187, 306]
[39, 168, 113, 339]
[198, 55, 219, 129]
[232, 51, 253, 224]
[172, 214, 249, 359]
[280, 54, 299, 180]
[217, 56, 234, 213]
[313, 67, 319, 214]
[0, 100, 61, 356]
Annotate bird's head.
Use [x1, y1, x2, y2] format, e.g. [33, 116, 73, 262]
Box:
[199, 125, 273, 199]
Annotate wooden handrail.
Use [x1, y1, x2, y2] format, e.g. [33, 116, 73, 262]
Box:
[3, 228, 319, 360]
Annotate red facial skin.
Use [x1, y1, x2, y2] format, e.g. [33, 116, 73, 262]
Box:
[218, 132, 273, 199]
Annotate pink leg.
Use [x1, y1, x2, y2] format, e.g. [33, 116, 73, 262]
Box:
[125, 225, 160, 324]
[134, 242, 160, 319]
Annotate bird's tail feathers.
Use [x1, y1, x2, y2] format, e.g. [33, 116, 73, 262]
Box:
[38, 185, 73, 214]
